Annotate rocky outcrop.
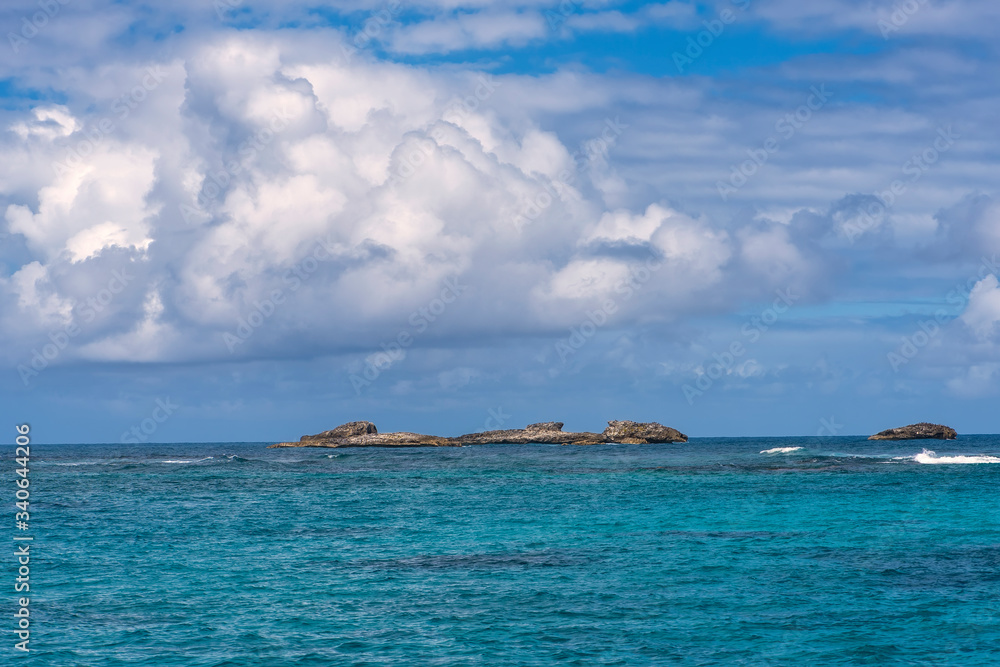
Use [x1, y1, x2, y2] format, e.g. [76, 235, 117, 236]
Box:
[301, 421, 378, 441]
[526, 422, 564, 432]
[868, 423, 957, 441]
[603, 420, 688, 444]
[291, 426, 454, 448]
[452, 424, 607, 446]
[269, 419, 687, 448]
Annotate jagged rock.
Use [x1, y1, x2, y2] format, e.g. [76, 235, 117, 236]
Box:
[301, 420, 377, 441]
[868, 423, 957, 441]
[453, 427, 605, 446]
[603, 420, 688, 444]
[282, 424, 453, 448]
[330, 432, 454, 447]
[270, 419, 688, 448]
[526, 422, 563, 431]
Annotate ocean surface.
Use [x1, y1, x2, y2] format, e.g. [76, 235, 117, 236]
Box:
[16, 435, 1000, 665]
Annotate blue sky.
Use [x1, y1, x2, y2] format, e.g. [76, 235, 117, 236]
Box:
[2, 0, 1000, 443]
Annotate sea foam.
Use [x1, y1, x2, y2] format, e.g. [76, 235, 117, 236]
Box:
[760, 446, 804, 454]
[914, 449, 1000, 464]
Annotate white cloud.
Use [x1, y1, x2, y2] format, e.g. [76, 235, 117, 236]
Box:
[389, 10, 548, 54]
[7, 261, 74, 325]
[0, 29, 855, 367]
[0, 13, 997, 395]
[77, 289, 177, 362]
[946, 363, 1000, 397]
[5, 142, 159, 262]
[960, 274, 1000, 341]
[566, 2, 699, 33]
[755, 0, 1000, 39]
[11, 106, 80, 140]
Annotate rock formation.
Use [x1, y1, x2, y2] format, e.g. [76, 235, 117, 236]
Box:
[451, 421, 607, 446]
[293, 420, 452, 447]
[301, 421, 378, 441]
[603, 420, 687, 444]
[868, 423, 957, 441]
[269, 420, 688, 448]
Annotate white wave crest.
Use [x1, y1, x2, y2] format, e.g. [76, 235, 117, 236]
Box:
[41, 461, 103, 466]
[760, 446, 805, 454]
[161, 457, 214, 464]
[914, 449, 1000, 464]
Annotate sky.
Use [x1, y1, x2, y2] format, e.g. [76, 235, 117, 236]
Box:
[1, 0, 999, 443]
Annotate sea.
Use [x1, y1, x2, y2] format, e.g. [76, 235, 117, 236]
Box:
[16, 435, 1000, 665]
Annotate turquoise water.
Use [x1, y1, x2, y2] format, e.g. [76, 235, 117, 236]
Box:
[18, 436, 1000, 665]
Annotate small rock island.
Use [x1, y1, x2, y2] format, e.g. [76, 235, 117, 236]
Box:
[868, 423, 957, 441]
[269, 420, 688, 448]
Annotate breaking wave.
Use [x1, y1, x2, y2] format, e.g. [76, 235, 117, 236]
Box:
[913, 449, 1000, 464]
[760, 447, 805, 454]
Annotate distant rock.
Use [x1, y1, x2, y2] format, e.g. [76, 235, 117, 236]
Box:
[453, 425, 605, 446]
[603, 420, 688, 444]
[269, 419, 688, 448]
[334, 432, 454, 447]
[868, 423, 957, 441]
[526, 422, 564, 432]
[301, 421, 377, 441]
[290, 425, 453, 448]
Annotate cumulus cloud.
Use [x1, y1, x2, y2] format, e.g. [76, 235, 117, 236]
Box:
[0, 27, 841, 372]
[5, 139, 159, 263]
[960, 274, 1000, 341]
